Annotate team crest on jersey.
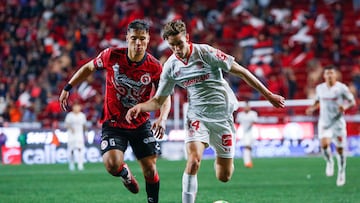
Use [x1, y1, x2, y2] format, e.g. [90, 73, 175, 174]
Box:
[95, 58, 103, 68]
[140, 73, 151, 85]
[101, 140, 108, 150]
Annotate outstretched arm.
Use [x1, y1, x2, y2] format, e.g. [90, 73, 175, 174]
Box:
[125, 95, 169, 123]
[306, 100, 320, 115]
[229, 62, 285, 108]
[59, 60, 96, 111]
[340, 88, 356, 113]
[151, 96, 171, 139]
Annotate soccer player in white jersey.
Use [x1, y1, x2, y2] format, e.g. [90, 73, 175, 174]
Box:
[236, 101, 258, 168]
[126, 20, 285, 203]
[64, 103, 87, 171]
[306, 65, 356, 187]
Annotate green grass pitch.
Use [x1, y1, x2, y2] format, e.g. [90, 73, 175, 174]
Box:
[1, 157, 360, 203]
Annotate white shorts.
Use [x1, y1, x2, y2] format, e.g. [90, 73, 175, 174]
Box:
[67, 139, 85, 151]
[185, 118, 236, 158]
[318, 120, 347, 148]
[240, 129, 255, 147]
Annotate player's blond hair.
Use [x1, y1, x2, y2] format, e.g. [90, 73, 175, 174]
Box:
[162, 20, 186, 40]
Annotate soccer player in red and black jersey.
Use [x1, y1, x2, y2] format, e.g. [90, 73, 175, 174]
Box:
[59, 19, 171, 203]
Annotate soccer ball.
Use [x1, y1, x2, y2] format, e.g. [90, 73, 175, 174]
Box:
[213, 200, 229, 203]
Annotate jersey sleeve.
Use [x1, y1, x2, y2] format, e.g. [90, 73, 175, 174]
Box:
[155, 61, 176, 97]
[341, 83, 355, 103]
[252, 111, 259, 122]
[235, 112, 243, 123]
[314, 85, 321, 102]
[81, 113, 87, 125]
[201, 44, 235, 72]
[93, 48, 111, 70]
[152, 63, 163, 89]
[64, 113, 72, 125]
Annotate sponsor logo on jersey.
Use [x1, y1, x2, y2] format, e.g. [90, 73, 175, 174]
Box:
[182, 73, 210, 87]
[112, 63, 144, 87]
[222, 134, 232, 146]
[143, 137, 156, 144]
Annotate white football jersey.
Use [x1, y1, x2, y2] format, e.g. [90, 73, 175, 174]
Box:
[236, 110, 258, 132]
[156, 43, 238, 122]
[65, 112, 87, 142]
[315, 81, 355, 126]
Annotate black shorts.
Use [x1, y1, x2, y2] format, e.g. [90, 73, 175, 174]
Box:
[100, 120, 161, 160]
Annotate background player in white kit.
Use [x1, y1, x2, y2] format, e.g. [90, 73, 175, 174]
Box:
[64, 103, 87, 171]
[126, 20, 285, 203]
[236, 101, 258, 168]
[306, 65, 355, 187]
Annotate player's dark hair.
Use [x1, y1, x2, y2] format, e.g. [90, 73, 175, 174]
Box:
[162, 20, 187, 40]
[324, 64, 338, 71]
[127, 19, 150, 33]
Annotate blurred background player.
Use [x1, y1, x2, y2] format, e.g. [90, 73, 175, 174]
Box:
[64, 103, 87, 171]
[306, 65, 356, 187]
[59, 19, 171, 203]
[236, 101, 258, 168]
[126, 20, 285, 203]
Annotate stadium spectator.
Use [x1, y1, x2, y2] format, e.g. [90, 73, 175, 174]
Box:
[267, 72, 287, 97]
[351, 57, 360, 96]
[306, 65, 356, 187]
[283, 68, 297, 99]
[305, 59, 323, 99]
[354, 0, 360, 11]
[59, 19, 171, 203]
[42, 94, 63, 127]
[250, 32, 274, 65]
[332, 2, 344, 28]
[248, 61, 272, 84]
[125, 20, 285, 203]
[0, 97, 7, 118]
[343, 34, 360, 61]
[235, 101, 258, 168]
[64, 103, 87, 171]
[8, 101, 22, 123]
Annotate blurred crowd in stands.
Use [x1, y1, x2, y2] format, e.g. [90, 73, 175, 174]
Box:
[1, 0, 360, 127]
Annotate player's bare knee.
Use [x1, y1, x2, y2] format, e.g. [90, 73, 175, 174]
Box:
[104, 159, 121, 176]
[217, 172, 232, 182]
[218, 176, 230, 182]
[187, 158, 201, 174]
[216, 165, 233, 182]
[337, 147, 343, 154]
[143, 167, 157, 178]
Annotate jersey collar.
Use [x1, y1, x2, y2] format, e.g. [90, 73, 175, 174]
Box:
[175, 42, 193, 65]
[126, 49, 147, 67]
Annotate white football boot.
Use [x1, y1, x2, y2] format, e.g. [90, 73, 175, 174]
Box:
[336, 169, 346, 187]
[325, 160, 334, 177]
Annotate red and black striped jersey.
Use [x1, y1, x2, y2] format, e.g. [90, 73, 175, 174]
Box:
[93, 47, 162, 129]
